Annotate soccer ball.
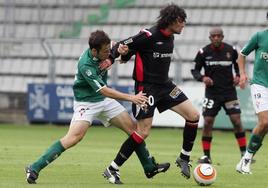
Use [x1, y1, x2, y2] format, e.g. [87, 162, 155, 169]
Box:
[193, 163, 217, 186]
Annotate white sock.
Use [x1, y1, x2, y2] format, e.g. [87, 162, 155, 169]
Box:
[111, 161, 119, 170]
[244, 151, 253, 160]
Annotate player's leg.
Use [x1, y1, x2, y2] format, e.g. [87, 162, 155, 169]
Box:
[236, 111, 268, 174]
[229, 113, 247, 157]
[103, 117, 152, 184]
[101, 99, 169, 184]
[236, 84, 268, 174]
[247, 111, 268, 155]
[25, 120, 90, 184]
[223, 94, 246, 157]
[199, 95, 221, 163]
[25, 101, 95, 184]
[110, 111, 169, 177]
[199, 116, 214, 163]
[171, 99, 200, 179]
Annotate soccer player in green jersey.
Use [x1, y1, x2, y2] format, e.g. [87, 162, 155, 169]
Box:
[25, 30, 169, 184]
[236, 13, 268, 174]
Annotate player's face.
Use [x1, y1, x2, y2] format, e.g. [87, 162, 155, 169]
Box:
[97, 43, 110, 61]
[169, 17, 186, 34]
[209, 34, 224, 48]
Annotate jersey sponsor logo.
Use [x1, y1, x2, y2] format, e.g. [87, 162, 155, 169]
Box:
[205, 61, 232, 66]
[156, 41, 163, 45]
[260, 52, 268, 62]
[153, 52, 173, 58]
[205, 56, 213, 60]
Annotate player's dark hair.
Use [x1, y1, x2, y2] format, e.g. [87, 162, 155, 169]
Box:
[156, 4, 186, 29]
[88, 30, 111, 52]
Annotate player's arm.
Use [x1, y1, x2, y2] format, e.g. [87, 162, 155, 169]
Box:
[238, 32, 258, 89]
[99, 87, 147, 106]
[237, 53, 248, 89]
[100, 41, 130, 70]
[191, 49, 206, 81]
[232, 47, 240, 86]
[80, 64, 147, 106]
[191, 49, 213, 86]
[233, 47, 240, 76]
[116, 29, 152, 63]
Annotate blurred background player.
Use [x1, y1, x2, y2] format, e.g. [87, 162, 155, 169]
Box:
[191, 27, 247, 163]
[25, 30, 169, 184]
[236, 12, 268, 174]
[103, 4, 200, 180]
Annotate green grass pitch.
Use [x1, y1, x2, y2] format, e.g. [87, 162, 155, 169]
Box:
[0, 124, 267, 188]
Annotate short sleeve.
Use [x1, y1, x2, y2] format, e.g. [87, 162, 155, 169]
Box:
[241, 32, 258, 56]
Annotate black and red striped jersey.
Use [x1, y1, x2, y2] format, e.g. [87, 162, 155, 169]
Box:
[191, 42, 239, 95]
[120, 26, 174, 84]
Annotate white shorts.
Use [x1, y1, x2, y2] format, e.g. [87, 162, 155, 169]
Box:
[71, 98, 126, 127]
[250, 84, 268, 113]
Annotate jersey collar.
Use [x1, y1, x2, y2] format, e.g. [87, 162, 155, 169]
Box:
[210, 43, 224, 51]
[88, 49, 100, 64]
[160, 29, 172, 37]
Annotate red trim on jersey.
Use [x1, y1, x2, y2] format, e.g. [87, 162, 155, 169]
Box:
[237, 137, 247, 147]
[135, 52, 144, 82]
[132, 131, 144, 144]
[160, 29, 172, 37]
[202, 141, 211, 150]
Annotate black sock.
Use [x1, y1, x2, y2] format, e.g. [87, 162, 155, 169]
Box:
[235, 132, 247, 156]
[202, 136, 212, 159]
[180, 120, 198, 161]
[114, 132, 143, 166]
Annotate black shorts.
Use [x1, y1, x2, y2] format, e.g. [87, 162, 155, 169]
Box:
[202, 90, 241, 117]
[132, 81, 188, 120]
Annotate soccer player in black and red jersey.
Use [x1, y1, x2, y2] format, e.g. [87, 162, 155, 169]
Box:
[103, 4, 200, 183]
[191, 27, 247, 164]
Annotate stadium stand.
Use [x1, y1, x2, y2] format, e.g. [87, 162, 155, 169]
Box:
[0, 0, 267, 122]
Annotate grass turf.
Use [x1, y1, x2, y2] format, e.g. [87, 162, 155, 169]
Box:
[0, 124, 267, 188]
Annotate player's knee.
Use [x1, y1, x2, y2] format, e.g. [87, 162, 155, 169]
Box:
[136, 129, 150, 139]
[190, 111, 200, 122]
[125, 127, 136, 135]
[258, 118, 268, 132]
[69, 133, 84, 146]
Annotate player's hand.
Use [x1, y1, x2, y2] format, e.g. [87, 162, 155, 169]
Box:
[202, 76, 214, 87]
[111, 41, 117, 48]
[131, 91, 148, 108]
[239, 74, 248, 89]
[233, 76, 240, 86]
[118, 44, 129, 55]
[99, 59, 112, 71]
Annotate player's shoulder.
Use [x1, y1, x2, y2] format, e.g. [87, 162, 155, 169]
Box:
[223, 42, 233, 48]
[256, 29, 268, 38]
[139, 26, 155, 37]
[199, 44, 210, 54]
